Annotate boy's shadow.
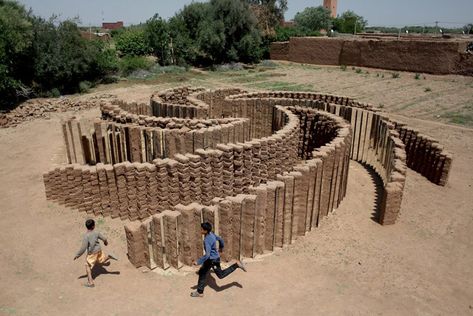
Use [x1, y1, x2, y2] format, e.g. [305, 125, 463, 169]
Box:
[191, 273, 243, 292]
[78, 262, 120, 280]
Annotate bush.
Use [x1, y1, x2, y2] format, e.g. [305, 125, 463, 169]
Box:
[294, 6, 332, 33]
[333, 11, 367, 34]
[119, 56, 154, 76]
[79, 81, 91, 93]
[115, 28, 151, 56]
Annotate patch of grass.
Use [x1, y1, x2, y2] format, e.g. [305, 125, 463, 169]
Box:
[381, 74, 385, 78]
[355, 68, 363, 74]
[442, 112, 473, 126]
[378, 103, 385, 109]
[414, 73, 421, 80]
[424, 87, 432, 92]
[250, 81, 314, 92]
[340, 65, 347, 71]
[391, 72, 400, 79]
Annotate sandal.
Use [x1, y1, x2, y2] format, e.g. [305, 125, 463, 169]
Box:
[238, 260, 247, 272]
[190, 291, 203, 298]
[84, 283, 95, 288]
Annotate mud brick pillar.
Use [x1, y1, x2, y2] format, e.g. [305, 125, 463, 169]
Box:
[210, 149, 224, 198]
[226, 195, 245, 260]
[89, 167, 102, 216]
[202, 205, 218, 235]
[250, 141, 262, 186]
[186, 154, 202, 204]
[96, 163, 111, 217]
[154, 159, 170, 212]
[113, 163, 128, 218]
[230, 144, 245, 195]
[249, 186, 267, 255]
[264, 182, 279, 251]
[175, 204, 198, 266]
[438, 153, 453, 186]
[135, 164, 149, 219]
[166, 159, 180, 208]
[379, 182, 404, 225]
[124, 221, 150, 269]
[216, 144, 234, 198]
[104, 165, 120, 218]
[266, 137, 277, 180]
[289, 171, 306, 239]
[195, 149, 213, 204]
[217, 199, 234, 261]
[175, 154, 192, 205]
[145, 163, 159, 216]
[125, 162, 138, 220]
[327, 144, 340, 214]
[315, 148, 333, 219]
[162, 210, 181, 269]
[271, 181, 285, 248]
[276, 174, 294, 246]
[242, 143, 253, 192]
[239, 195, 257, 258]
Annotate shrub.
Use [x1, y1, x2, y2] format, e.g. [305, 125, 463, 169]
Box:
[119, 56, 154, 76]
[115, 28, 151, 56]
[79, 81, 92, 93]
[294, 6, 332, 33]
[414, 73, 421, 80]
[392, 72, 400, 78]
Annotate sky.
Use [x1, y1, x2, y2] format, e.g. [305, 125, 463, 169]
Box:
[16, 0, 473, 28]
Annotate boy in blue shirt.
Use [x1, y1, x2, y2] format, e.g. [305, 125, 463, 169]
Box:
[191, 222, 246, 297]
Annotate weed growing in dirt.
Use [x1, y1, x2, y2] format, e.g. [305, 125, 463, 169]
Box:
[378, 103, 385, 109]
[381, 74, 385, 78]
[425, 87, 432, 92]
[340, 65, 347, 71]
[251, 81, 313, 91]
[442, 112, 473, 126]
[355, 68, 363, 74]
[391, 72, 400, 79]
[414, 73, 421, 80]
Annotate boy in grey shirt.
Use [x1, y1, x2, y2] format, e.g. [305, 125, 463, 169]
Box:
[74, 219, 117, 287]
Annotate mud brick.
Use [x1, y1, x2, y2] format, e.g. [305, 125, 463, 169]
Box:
[234, 194, 258, 258]
[124, 221, 150, 268]
[248, 186, 267, 255]
[277, 173, 294, 246]
[162, 210, 181, 269]
[154, 159, 170, 211]
[202, 205, 218, 234]
[217, 199, 234, 261]
[96, 163, 111, 217]
[380, 182, 404, 225]
[288, 171, 306, 239]
[166, 159, 180, 207]
[124, 162, 138, 220]
[175, 204, 198, 266]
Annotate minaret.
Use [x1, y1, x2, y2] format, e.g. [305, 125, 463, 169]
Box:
[323, 0, 338, 18]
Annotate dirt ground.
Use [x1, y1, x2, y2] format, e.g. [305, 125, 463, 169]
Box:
[1, 63, 472, 315]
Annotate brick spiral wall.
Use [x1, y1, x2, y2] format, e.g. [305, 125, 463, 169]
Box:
[43, 86, 453, 271]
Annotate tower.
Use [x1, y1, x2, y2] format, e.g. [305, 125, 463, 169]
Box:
[323, 0, 338, 18]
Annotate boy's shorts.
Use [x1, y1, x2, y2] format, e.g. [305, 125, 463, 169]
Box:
[86, 251, 107, 268]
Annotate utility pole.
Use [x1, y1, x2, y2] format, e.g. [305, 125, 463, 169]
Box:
[435, 21, 439, 34]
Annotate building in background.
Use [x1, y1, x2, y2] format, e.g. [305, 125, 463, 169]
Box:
[102, 21, 124, 30]
[323, 0, 337, 18]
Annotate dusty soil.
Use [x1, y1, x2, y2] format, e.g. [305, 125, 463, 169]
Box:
[1, 64, 473, 315]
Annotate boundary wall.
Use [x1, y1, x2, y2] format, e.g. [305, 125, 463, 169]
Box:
[270, 37, 473, 75]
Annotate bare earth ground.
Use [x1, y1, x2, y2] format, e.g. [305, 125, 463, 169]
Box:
[1, 63, 473, 315]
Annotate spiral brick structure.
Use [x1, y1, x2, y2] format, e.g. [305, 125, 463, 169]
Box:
[43, 86, 452, 271]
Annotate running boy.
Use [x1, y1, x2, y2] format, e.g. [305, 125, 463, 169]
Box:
[191, 222, 246, 297]
[74, 219, 117, 287]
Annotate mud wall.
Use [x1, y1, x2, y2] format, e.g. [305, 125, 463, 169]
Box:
[270, 37, 473, 75]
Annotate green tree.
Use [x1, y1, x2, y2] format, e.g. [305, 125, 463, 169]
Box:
[0, 0, 33, 106]
[144, 14, 170, 65]
[294, 6, 332, 33]
[333, 11, 367, 34]
[115, 28, 151, 56]
[246, 0, 288, 34]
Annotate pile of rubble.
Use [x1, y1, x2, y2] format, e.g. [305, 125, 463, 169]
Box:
[0, 95, 113, 128]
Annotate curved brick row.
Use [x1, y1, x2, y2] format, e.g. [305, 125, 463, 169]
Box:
[123, 108, 353, 269]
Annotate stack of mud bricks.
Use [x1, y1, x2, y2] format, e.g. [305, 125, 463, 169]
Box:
[115, 100, 152, 116]
[175, 154, 192, 205]
[216, 144, 234, 198]
[166, 159, 180, 207]
[394, 124, 452, 186]
[195, 149, 214, 204]
[154, 159, 169, 212]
